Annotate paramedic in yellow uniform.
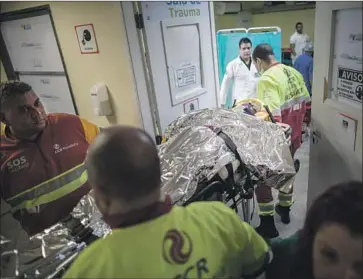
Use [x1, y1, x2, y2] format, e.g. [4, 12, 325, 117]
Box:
[63, 126, 272, 279]
[252, 43, 310, 239]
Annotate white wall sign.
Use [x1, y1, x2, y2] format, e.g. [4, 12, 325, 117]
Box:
[75, 24, 99, 54]
[1, 14, 65, 72]
[336, 68, 362, 103]
[183, 98, 199, 113]
[331, 8, 362, 107]
[175, 65, 197, 87]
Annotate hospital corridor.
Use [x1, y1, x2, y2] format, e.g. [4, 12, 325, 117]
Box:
[0, 1, 362, 279]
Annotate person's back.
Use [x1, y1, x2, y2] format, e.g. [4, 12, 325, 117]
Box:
[294, 53, 313, 95]
[252, 43, 311, 239]
[257, 63, 310, 153]
[64, 201, 269, 278]
[63, 126, 271, 279]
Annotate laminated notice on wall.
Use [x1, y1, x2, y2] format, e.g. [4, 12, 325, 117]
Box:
[337, 68, 362, 103]
[330, 8, 362, 107]
[175, 65, 197, 88]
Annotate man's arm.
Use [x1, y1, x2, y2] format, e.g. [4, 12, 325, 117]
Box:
[289, 35, 296, 56]
[219, 64, 234, 108]
[239, 225, 272, 278]
[226, 206, 272, 278]
[256, 77, 282, 122]
[208, 202, 271, 278]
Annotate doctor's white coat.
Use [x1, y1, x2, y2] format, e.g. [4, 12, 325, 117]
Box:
[219, 57, 260, 106]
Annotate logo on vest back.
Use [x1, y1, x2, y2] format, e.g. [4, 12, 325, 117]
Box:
[7, 156, 29, 173]
[162, 229, 210, 278]
[53, 142, 79, 154]
[162, 229, 193, 265]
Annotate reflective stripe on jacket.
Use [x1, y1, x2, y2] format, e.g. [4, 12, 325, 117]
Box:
[0, 113, 99, 235]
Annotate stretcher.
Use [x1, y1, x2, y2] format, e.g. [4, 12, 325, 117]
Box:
[184, 124, 294, 218]
[160, 99, 296, 224]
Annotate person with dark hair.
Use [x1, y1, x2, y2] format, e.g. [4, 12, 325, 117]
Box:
[290, 22, 310, 65]
[252, 43, 310, 239]
[266, 181, 363, 279]
[63, 126, 272, 279]
[219, 37, 260, 108]
[0, 80, 99, 236]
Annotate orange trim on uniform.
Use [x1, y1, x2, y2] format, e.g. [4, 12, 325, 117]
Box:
[79, 118, 100, 144]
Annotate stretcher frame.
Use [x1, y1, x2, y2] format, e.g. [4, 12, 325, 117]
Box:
[180, 102, 295, 225]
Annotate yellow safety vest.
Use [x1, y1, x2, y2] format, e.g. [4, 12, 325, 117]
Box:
[256, 63, 311, 118]
[63, 202, 271, 279]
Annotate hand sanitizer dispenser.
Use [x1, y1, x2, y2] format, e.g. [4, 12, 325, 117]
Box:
[90, 83, 113, 116]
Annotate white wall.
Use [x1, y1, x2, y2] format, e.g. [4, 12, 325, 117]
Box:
[308, 1, 362, 206]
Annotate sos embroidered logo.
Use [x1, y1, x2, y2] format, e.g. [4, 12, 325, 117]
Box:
[162, 229, 193, 265]
[7, 156, 29, 173]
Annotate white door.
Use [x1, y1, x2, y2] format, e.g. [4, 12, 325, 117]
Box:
[307, 1, 362, 207]
[136, 1, 219, 135]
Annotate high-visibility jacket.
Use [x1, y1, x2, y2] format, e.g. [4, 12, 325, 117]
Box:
[256, 63, 311, 154]
[220, 56, 260, 106]
[0, 113, 99, 236]
[63, 202, 271, 279]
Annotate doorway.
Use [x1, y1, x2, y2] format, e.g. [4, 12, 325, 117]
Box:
[122, 1, 220, 140]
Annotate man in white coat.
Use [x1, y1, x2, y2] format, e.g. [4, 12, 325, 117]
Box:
[219, 37, 260, 108]
[290, 22, 310, 65]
